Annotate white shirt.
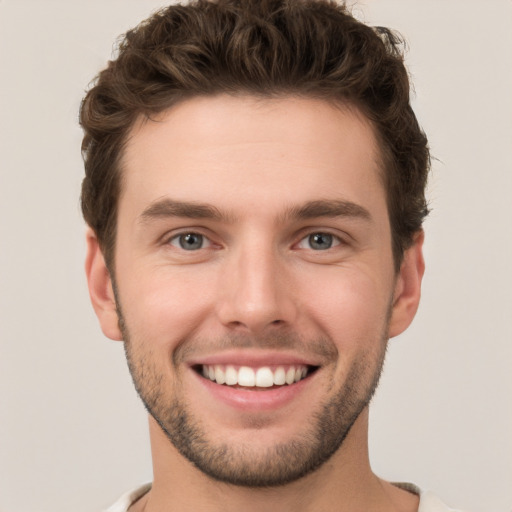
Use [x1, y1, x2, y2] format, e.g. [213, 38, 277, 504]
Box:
[104, 482, 467, 512]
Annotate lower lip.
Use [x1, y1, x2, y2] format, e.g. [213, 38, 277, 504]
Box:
[192, 369, 314, 412]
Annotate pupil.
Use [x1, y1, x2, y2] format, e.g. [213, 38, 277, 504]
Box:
[310, 233, 332, 250]
[180, 233, 202, 250]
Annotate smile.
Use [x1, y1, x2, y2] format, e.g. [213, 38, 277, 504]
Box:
[200, 364, 311, 388]
[190, 357, 321, 411]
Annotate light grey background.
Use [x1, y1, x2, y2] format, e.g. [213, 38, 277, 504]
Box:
[0, 1, 510, 511]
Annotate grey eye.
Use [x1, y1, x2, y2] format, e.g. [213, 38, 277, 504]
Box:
[172, 233, 205, 250]
[308, 233, 334, 250]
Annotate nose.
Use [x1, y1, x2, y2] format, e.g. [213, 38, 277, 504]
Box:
[215, 242, 297, 333]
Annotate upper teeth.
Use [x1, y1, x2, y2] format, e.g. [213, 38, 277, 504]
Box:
[202, 365, 309, 387]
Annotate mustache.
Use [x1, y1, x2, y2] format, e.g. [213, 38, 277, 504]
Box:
[173, 331, 338, 366]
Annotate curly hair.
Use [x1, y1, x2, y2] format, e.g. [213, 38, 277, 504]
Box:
[80, 0, 430, 271]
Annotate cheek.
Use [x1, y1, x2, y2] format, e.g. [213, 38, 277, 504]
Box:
[118, 265, 219, 349]
[299, 266, 392, 348]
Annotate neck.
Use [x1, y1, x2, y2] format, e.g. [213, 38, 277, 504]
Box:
[137, 409, 418, 512]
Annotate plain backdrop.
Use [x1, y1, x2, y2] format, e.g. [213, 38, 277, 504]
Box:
[0, 1, 511, 511]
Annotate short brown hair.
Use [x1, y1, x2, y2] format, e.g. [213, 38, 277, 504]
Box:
[80, 0, 430, 271]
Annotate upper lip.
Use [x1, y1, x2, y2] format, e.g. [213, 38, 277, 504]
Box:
[187, 349, 323, 369]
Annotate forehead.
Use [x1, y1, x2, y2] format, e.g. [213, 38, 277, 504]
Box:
[120, 95, 386, 221]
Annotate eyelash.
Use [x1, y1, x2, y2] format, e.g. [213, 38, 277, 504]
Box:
[295, 232, 342, 251]
[165, 230, 345, 252]
[167, 232, 213, 251]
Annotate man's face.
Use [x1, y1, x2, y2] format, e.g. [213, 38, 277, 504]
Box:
[88, 95, 422, 486]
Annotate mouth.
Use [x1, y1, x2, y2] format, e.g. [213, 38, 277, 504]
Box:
[188, 351, 323, 411]
[194, 364, 318, 389]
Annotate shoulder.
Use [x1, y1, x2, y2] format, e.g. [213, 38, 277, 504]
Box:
[418, 490, 469, 512]
[394, 483, 469, 512]
[103, 483, 152, 512]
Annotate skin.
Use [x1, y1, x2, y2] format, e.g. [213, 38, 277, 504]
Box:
[86, 95, 425, 512]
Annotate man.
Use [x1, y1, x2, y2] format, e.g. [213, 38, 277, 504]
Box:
[80, 1, 463, 510]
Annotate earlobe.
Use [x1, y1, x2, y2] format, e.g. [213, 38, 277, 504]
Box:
[388, 230, 425, 339]
[85, 229, 123, 341]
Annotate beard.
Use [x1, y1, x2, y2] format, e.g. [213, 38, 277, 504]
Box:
[118, 303, 389, 488]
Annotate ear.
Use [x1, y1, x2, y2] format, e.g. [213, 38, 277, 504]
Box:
[388, 230, 425, 338]
[84, 228, 123, 341]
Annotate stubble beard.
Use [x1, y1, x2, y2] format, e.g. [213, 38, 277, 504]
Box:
[118, 305, 390, 488]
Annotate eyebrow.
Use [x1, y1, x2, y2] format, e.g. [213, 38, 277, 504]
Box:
[138, 198, 371, 224]
[139, 198, 234, 224]
[283, 199, 372, 222]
